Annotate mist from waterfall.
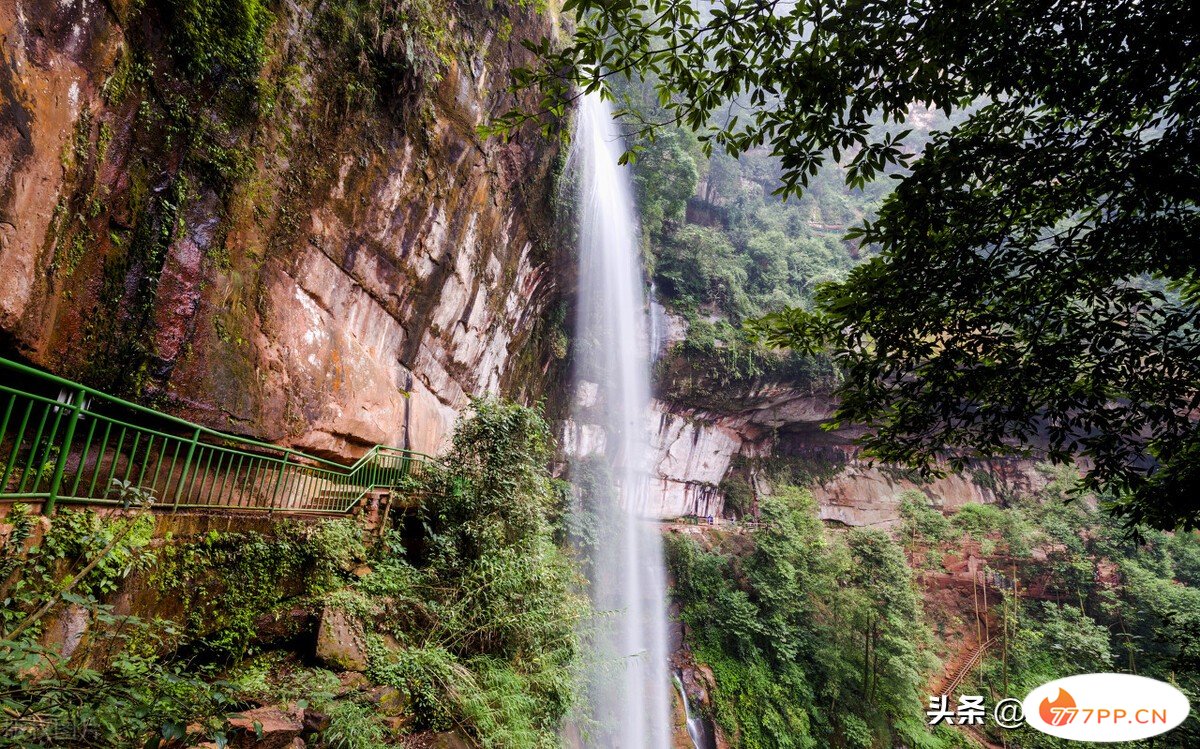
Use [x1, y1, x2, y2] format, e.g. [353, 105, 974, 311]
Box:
[568, 91, 672, 748]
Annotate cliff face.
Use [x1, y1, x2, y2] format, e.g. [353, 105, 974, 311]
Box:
[641, 310, 1047, 522]
[0, 0, 568, 456]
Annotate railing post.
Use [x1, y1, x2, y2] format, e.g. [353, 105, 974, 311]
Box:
[270, 453, 290, 508]
[173, 427, 201, 512]
[44, 389, 86, 515]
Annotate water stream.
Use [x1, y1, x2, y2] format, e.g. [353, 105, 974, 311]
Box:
[569, 91, 673, 747]
[674, 671, 716, 749]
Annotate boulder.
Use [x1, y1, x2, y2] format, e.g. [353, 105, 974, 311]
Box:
[315, 606, 368, 672]
[300, 707, 330, 734]
[430, 733, 471, 749]
[336, 671, 371, 694]
[228, 707, 304, 749]
[365, 685, 409, 717]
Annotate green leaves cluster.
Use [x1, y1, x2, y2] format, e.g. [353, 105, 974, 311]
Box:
[159, 0, 273, 85]
[318, 0, 454, 106]
[668, 486, 936, 748]
[921, 471, 1200, 747]
[360, 399, 585, 747]
[513, 0, 1200, 531]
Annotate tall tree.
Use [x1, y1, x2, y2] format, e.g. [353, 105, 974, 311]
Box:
[504, 0, 1200, 529]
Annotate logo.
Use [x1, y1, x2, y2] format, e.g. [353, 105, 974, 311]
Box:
[1023, 674, 1190, 742]
[1039, 688, 1077, 726]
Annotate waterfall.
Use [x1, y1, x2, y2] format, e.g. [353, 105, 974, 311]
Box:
[674, 671, 716, 749]
[569, 92, 672, 747]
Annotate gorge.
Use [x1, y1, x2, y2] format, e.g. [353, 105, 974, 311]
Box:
[2, 0, 1200, 748]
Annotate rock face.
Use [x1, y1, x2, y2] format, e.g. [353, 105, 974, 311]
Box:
[0, 0, 567, 457]
[638, 368, 1048, 522]
[812, 458, 1047, 528]
[228, 707, 303, 749]
[315, 606, 368, 672]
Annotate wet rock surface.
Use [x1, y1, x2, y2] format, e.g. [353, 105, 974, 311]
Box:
[0, 0, 567, 457]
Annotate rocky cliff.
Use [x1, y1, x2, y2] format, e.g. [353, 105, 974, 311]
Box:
[636, 309, 1047, 522]
[1, 0, 569, 456]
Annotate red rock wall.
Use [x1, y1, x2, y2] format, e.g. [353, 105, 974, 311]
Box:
[0, 0, 569, 457]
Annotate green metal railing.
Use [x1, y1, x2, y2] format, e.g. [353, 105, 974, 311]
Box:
[0, 357, 432, 514]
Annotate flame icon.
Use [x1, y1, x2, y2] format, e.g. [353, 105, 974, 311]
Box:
[1040, 688, 1077, 725]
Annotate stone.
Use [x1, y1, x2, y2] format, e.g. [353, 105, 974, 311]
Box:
[301, 708, 330, 734]
[228, 707, 303, 749]
[315, 606, 368, 672]
[430, 732, 471, 749]
[251, 606, 317, 647]
[365, 685, 409, 717]
[381, 714, 414, 734]
[336, 671, 370, 694]
[43, 603, 89, 660]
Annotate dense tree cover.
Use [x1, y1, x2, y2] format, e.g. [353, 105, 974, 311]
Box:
[666, 486, 949, 748]
[360, 399, 585, 747]
[903, 466, 1200, 747]
[611, 76, 879, 322]
[511, 0, 1200, 530]
[676, 466, 1200, 748]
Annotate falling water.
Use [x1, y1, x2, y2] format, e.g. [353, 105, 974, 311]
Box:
[569, 91, 672, 747]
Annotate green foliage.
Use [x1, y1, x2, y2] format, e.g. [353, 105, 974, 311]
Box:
[667, 486, 941, 748]
[323, 700, 388, 749]
[160, 0, 273, 83]
[948, 503, 1007, 540]
[720, 474, 755, 518]
[656, 319, 839, 410]
[420, 398, 560, 570]
[154, 521, 352, 658]
[898, 491, 953, 544]
[318, 0, 454, 106]
[2, 509, 155, 634]
[518, 0, 1200, 531]
[914, 476, 1200, 746]
[0, 612, 236, 747]
[308, 518, 368, 586]
[360, 399, 585, 747]
[629, 127, 701, 242]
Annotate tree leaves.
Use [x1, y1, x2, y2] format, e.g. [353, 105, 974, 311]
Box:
[496, 0, 1200, 530]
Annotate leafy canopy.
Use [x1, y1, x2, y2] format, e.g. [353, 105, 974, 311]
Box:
[506, 0, 1200, 529]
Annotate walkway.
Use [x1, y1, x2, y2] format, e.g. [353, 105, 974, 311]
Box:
[0, 357, 431, 515]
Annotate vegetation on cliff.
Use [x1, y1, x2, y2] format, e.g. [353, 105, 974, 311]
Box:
[668, 464, 1200, 748]
[0, 400, 584, 747]
[518, 0, 1200, 530]
[904, 468, 1200, 747]
[667, 486, 943, 749]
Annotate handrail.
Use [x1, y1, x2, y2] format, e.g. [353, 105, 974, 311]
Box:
[0, 357, 433, 514]
[943, 637, 995, 697]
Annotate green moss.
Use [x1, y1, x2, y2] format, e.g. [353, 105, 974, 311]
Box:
[160, 0, 273, 85]
[153, 520, 358, 658]
[317, 0, 456, 108]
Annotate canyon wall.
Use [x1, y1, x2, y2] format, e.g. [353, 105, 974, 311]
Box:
[1, 0, 569, 457]
[634, 310, 1048, 522]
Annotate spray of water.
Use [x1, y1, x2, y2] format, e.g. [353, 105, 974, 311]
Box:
[569, 91, 672, 748]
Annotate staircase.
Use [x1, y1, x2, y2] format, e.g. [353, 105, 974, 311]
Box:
[940, 637, 994, 696]
[938, 638, 1004, 749]
[0, 357, 431, 515]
